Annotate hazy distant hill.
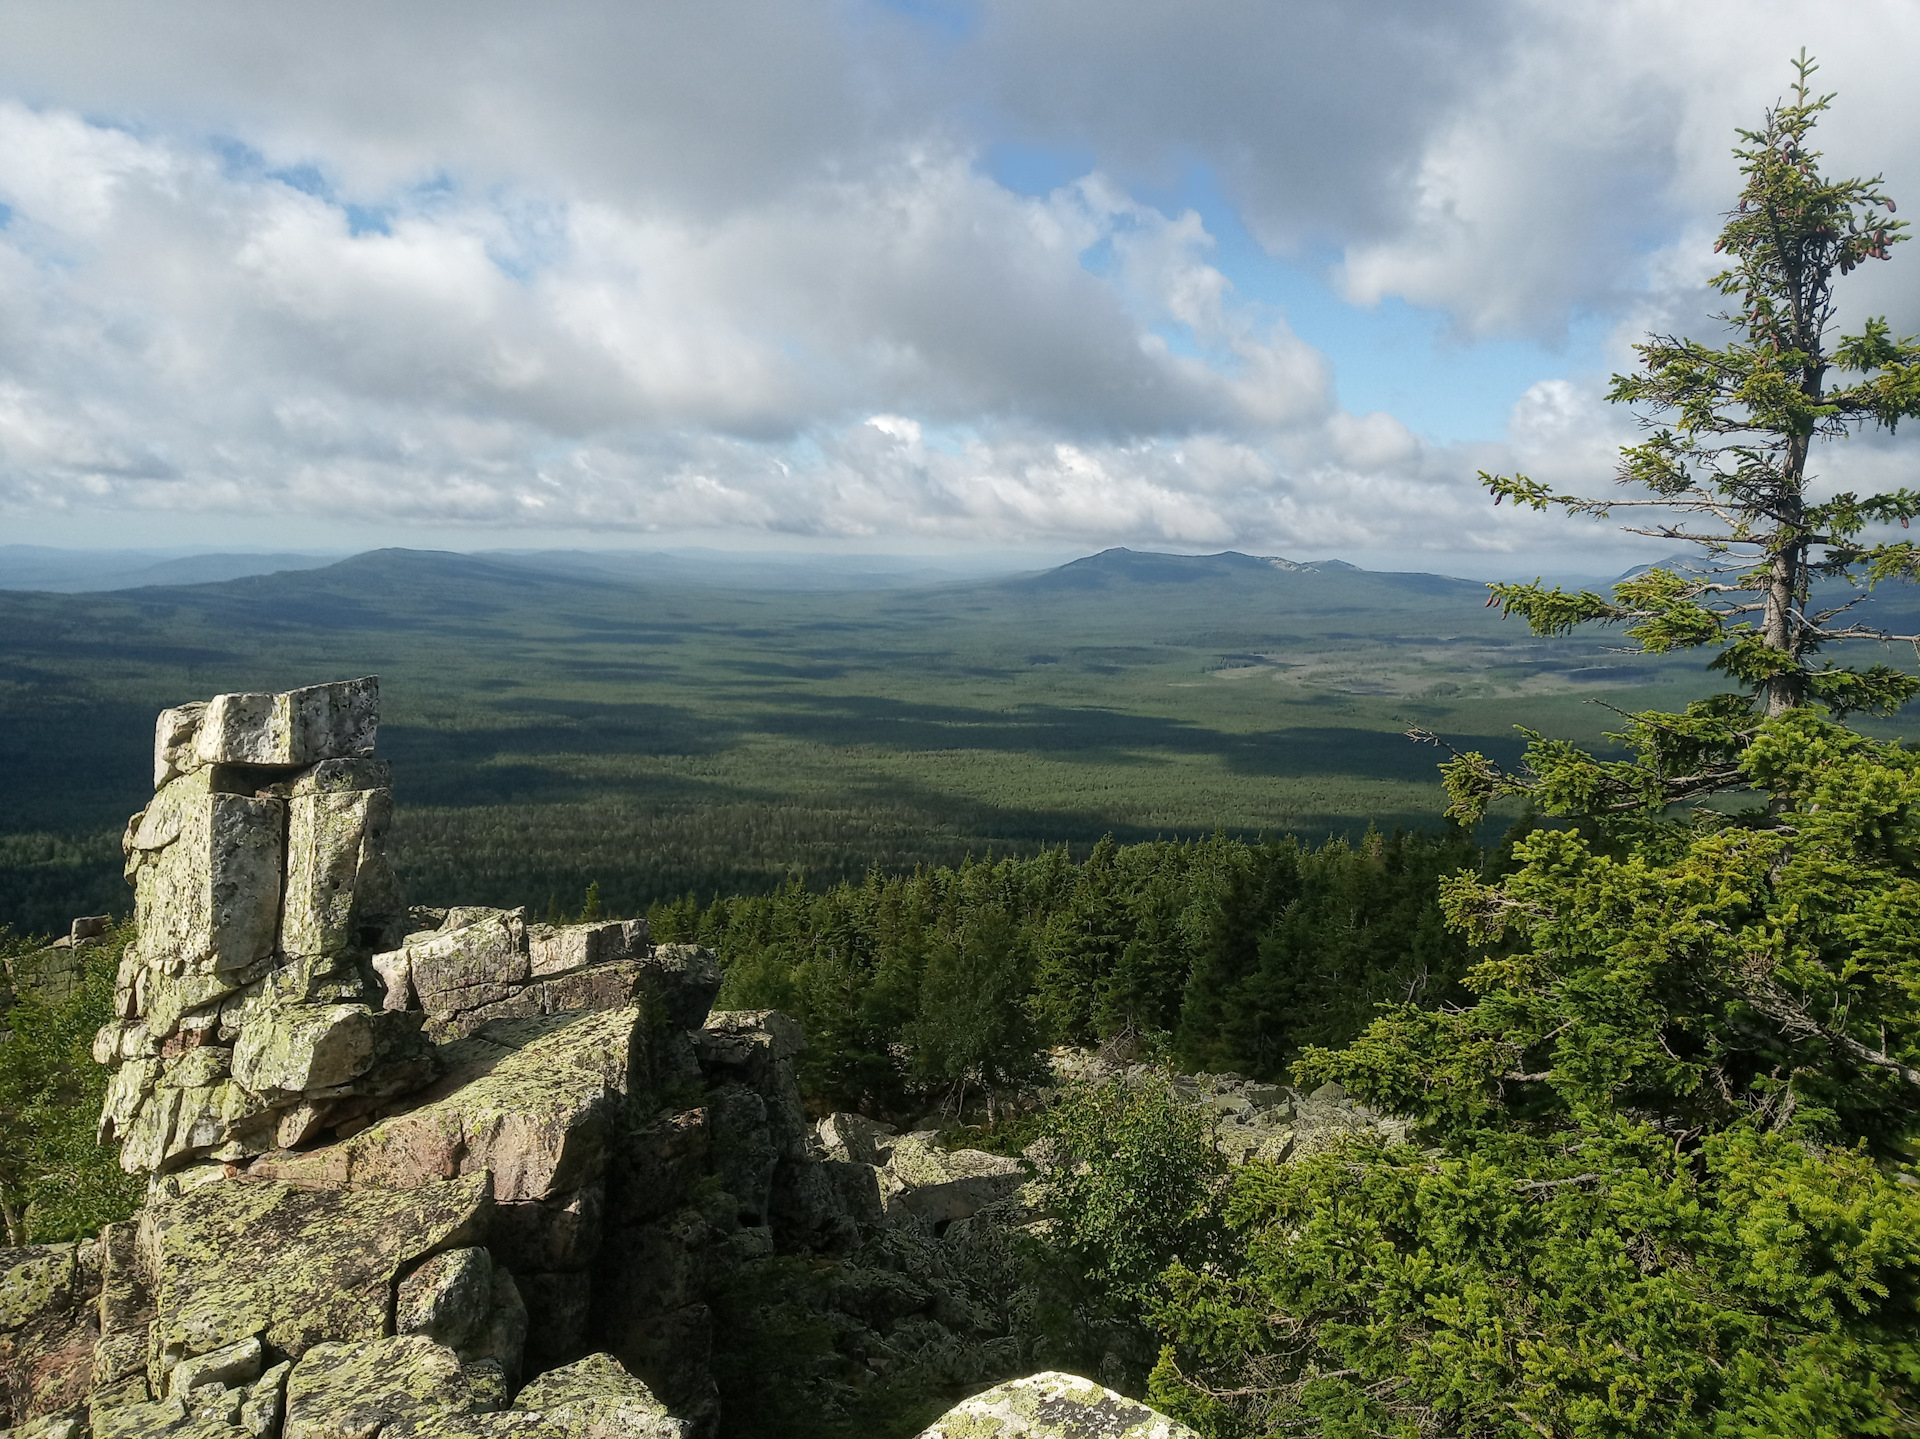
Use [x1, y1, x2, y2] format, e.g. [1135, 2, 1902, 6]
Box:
[487, 547, 1036, 591]
[26, 545, 1518, 640]
[1008, 548, 1486, 605]
[104, 548, 635, 627]
[0, 543, 1047, 595]
[0, 545, 341, 592]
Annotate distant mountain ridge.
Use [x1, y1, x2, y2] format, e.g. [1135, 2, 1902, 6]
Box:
[11, 541, 1760, 614]
[0, 542, 1489, 600]
[0, 544, 1041, 595]
[0, 545, 340, 593]
[1009, 547, 1483, 601]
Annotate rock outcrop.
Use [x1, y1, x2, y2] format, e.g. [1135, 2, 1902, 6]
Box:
[0, 1242, 101, 1423]
[913, 1373, 1197, 1439]
[1049, 1051, 1411, 1164]
[97, 678, 430, 1176]
[3, 919, 116, 1040]
[0, 680, 1205, 1439]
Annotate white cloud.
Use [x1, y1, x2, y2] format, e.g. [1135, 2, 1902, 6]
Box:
[0, 1, 1911, 573]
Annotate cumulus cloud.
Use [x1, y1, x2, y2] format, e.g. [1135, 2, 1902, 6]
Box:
[0, 0, 1910, 570]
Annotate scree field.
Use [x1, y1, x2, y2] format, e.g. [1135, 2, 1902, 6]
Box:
[10, 544, 1902, 934]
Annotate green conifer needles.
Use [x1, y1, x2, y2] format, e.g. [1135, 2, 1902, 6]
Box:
[1151, 714, 1920, 1439]
[1140, 63, 1920, 1439]
[1479, 53, 1920, 730]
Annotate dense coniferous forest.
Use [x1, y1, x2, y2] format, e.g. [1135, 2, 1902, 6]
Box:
[650, 827, 1481, 1116]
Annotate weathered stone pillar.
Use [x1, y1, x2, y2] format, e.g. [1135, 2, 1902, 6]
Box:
[95, 678, 435, 1176]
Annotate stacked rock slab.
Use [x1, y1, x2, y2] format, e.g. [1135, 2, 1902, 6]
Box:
[370, 907, 669, 1043]
[95, 679, 434, 1175]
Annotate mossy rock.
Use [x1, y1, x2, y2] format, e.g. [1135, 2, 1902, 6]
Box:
[916, 1372, 1197, 1439]
[142, 1172, 492, 1378]
[248, 1009, 644, 1203]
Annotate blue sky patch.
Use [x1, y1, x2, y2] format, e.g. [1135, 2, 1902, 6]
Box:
[871, 0, 978, 41]
[987, 141, 1095, 198]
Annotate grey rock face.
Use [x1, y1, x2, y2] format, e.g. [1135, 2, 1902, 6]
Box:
[915, 1372, 1198, 1439]
[282, 1335, 497, 1439]
[814, 1113, 896, 1168]
[396, 1249, 527, 1389]
[101, 680, 424, 1174]
[511, 1353, 689, 1439]
[527, 923, 649, 981]
[874, 1137, 1024, 1226]
[183, 681, 379, 775]
[370, 915, 710, 1045]
[166, 1337, 263, 1399]
[0, 1241, 99, 1425]
[140, 1172, 493, 1379]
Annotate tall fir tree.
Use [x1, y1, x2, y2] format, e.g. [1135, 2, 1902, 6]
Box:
[1147, 62, 1920, 1439]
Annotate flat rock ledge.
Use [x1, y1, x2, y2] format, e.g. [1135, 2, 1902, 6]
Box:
[915, 1373, 1197, 1439]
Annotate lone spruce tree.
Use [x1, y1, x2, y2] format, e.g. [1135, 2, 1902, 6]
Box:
[1442, 52, 1920, 819]
[1142, 61, 1920, 1439]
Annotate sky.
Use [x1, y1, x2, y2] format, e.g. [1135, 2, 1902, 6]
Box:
[0, 1, 1916, 576]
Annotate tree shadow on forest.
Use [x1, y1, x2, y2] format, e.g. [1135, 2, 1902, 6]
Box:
[729, 692, 1526, 781]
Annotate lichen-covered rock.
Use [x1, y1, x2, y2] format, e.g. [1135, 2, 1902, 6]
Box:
[626, 947, 719, 1033]
[815, 1113, 897, 1168]
[1291, 1081, 1411, 1156]
[372, 915, 711, 1044]
[282, 1335, 497, 1439]
[247, 1009, 643, 1203]
[511, 1353, 689, 1439]
[163, 1335, 263, 1400]
[6, 944, 87, 1006]
[487, 1188, 601, 1276]
[90, 1393, 230, 1439]
[123, 773, 283, 997]
[92, 1223, 154, 1406]
[526, 922, 649, 981]
[400, 916, 531, 1021]
[695, 1014, 810, 1163]
[915, 1372, 1198, 1439]
[4, 1412, 86, 1439]
[184, 680, 379, 773]
[105, 679, 431, 1178]
[693, 1011, 802, 1071]
[238, 1362, 289, 1439]
[879, 1138, 1024, 1226]
[1213, 1127, 1295, 1164]
[280, 767, 403, 961]
[0, 1243, 99, 1427]
[229, 1004, 381, 1098]
[154, 703, 210, 790]
[395, 1249, 526, 1386]
[140, 1172, 492, 1382]
[409, 953, 720, 1046]
[0, 1248, 79, 1336]
[396, 1250, 492, 1353]
[705, 1086, 780, 1226]
[115, 1076, 271, 1175]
